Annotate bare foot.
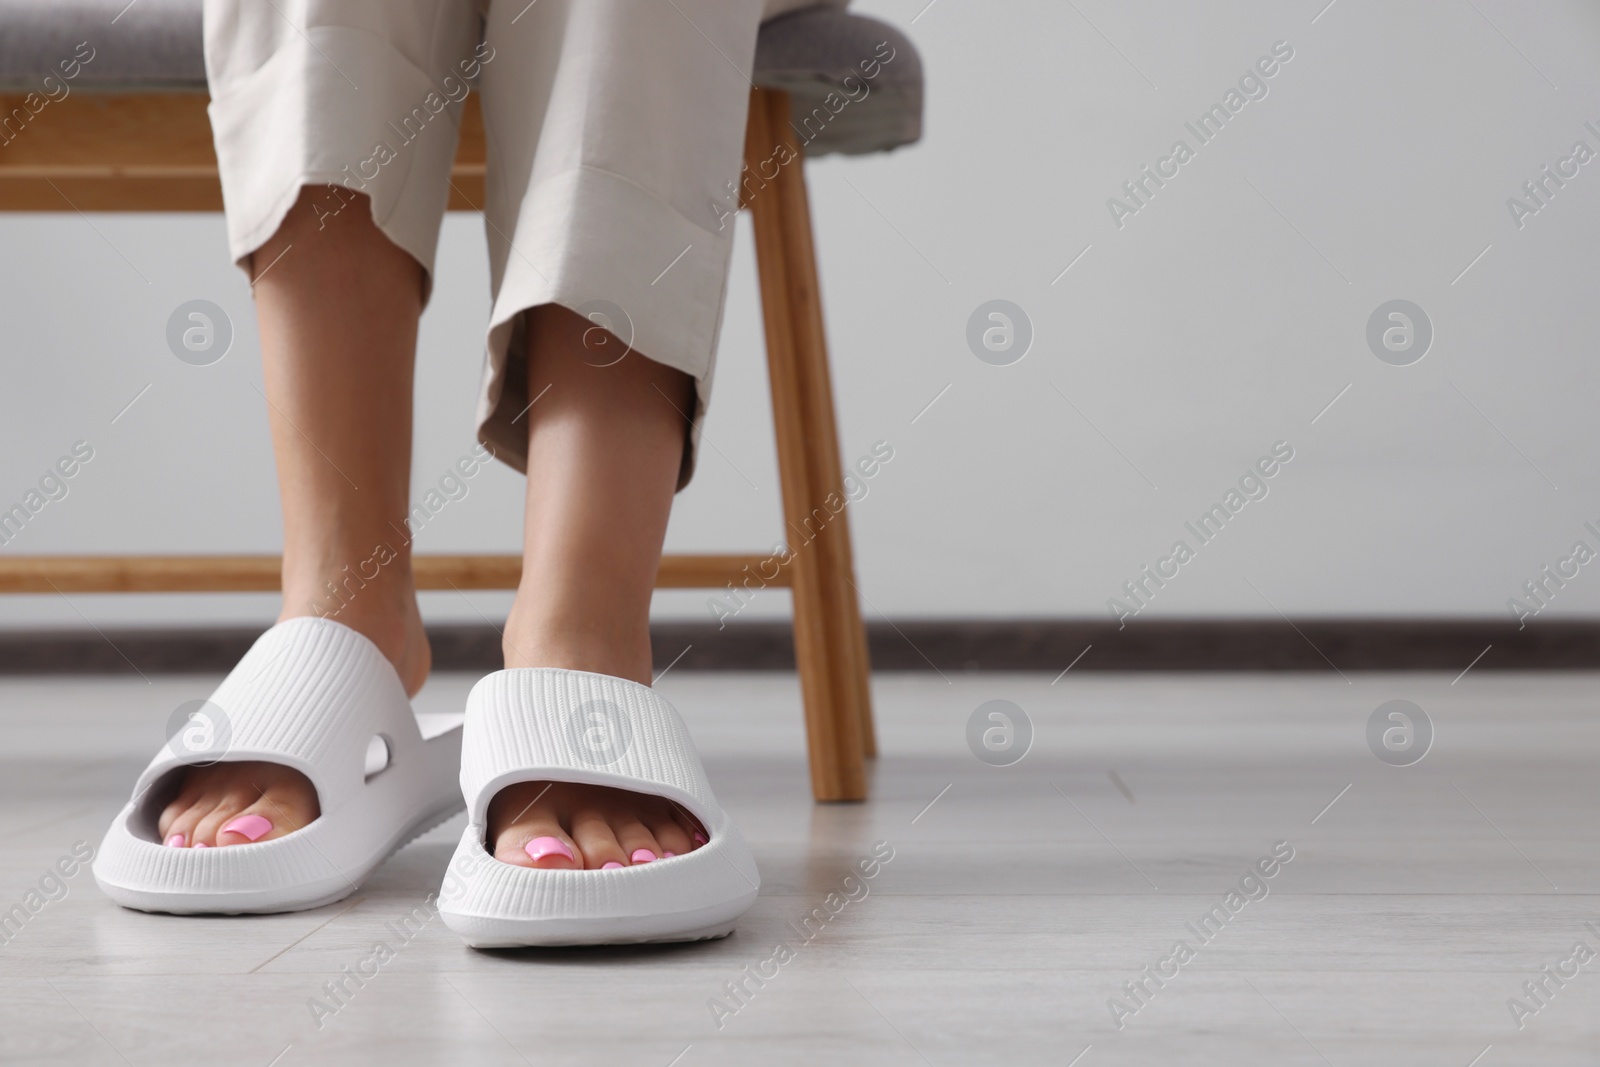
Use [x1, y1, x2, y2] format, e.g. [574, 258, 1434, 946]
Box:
[156, 759, 321, 848]
[486, 780, 707, 869]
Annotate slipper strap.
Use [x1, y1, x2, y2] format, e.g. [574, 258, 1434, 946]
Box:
[459, 668, 717, 825]
[132, 616, 421, 813]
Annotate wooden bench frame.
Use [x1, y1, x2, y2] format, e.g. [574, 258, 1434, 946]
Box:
[0, 86, 875, 801]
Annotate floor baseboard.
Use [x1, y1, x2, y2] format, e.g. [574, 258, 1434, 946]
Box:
[0, 618, 1593, 674]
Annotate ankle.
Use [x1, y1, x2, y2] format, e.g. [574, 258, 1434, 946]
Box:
[281, 570, 431, 696]
[501, 612, 652, 686]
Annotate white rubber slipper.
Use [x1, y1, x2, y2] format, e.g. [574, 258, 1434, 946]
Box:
[94, 616, 464, 915]
[437, 668, 760, 948]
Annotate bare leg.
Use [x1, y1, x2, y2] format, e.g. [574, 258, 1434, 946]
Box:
[158, 188, 431, 849]
[487, 306, 706, 870]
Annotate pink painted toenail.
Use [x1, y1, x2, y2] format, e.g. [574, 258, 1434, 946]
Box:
[194, 842, 209, 849]
[693, 832, 707, 845]
[524, 836, 574, 863]
[164, 833, 186, 848]
[221, 814, 273, 841]
[630, 849, 655, 864]
[601, 861, 623, 870]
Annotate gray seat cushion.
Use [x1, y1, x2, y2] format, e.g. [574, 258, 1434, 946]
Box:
[0, 0, 205, 91]
[0, 1, 921, 157]
[754, 8, 922, 157]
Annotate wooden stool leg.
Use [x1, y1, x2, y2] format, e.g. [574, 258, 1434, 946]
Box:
[744, 88, 874, 801]
[832, 498, 878, 758]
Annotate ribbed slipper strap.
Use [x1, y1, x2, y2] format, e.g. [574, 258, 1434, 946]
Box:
[459, 668, 718, 825]
[132, 616, 422, 814]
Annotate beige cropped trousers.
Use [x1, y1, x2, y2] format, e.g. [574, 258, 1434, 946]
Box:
[203, 0, 841, 485]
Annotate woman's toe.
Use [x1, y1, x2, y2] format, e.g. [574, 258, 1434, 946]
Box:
[610, 817, 662, 866]
[665, 802, 707, 847]
[569, 811, 627, 870]
[495, 820, 581, 869]
[158, 801, 203, 848]
[650, 818, 692, 858]
[216, 806, 280, 846]
[190, 794, 256, 848]
[238, 785, 318, 842]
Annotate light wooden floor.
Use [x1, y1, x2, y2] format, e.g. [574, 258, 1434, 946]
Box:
[1, 669, 1597, 1065]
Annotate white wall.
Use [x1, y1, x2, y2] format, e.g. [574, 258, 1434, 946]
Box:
[3, 0, 1600, 632]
